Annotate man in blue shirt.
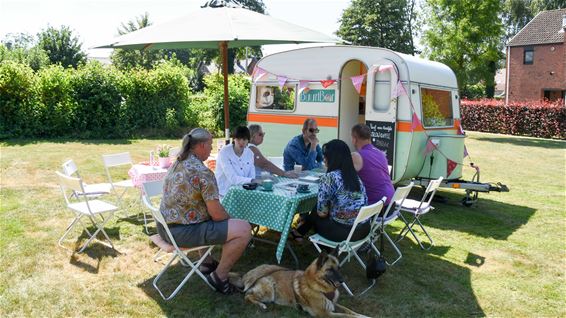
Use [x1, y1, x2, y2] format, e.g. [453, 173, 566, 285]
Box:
[283, 118, 323, 171]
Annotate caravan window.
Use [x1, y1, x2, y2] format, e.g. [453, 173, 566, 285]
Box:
[255, 85, 296, 111]
[420, 88, 453, 127]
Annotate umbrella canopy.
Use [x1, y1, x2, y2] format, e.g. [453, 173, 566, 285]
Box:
[95, 3, 340, 138]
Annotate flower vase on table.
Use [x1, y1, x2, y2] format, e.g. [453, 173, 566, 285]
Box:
[156, 144, 172, 169]
[158, 157, 171, 168]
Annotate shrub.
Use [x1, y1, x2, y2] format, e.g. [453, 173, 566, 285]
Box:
[70, 61, 123, 138]
[197, 73, 251, 137]
[36, 65, 75, 136]
[461, 99, 565, 139]
[0, 61, 40, 137]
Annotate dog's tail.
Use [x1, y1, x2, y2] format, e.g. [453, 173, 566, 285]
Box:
[242, 265, 289, 292]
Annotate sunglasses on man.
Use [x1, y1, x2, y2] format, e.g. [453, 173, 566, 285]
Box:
[308, 128, 320, 133]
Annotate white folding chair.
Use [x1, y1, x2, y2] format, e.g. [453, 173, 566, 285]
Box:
[369, 182, 414, 266]
[102, 152, 134, 204]
[141, 180, 215, 300]
[396, 177, 443, 250]
[56, 171, 118, 253]
[309, 198, 385, 296]
[61, 159, 112, 198]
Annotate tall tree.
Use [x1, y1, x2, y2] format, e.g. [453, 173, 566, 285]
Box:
[37, 26, 86, 68]
[421, 0, 504, 98]
[503, 0, 565, 41]
[111, 12, 164, 70]
[337, 0, 417, 55]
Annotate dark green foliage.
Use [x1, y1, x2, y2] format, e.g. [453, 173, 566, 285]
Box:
[192, 73, 251, 137]
[70, 62, 123, 138]
[37, 26, 87, 69]
[337, 0, 417, 55]
[0, 61, 39, 137]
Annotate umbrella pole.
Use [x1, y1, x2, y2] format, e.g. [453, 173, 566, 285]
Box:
[220, 41, 230, 144]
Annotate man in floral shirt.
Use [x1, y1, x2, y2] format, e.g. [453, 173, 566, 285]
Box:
[158, 128, 251, 294]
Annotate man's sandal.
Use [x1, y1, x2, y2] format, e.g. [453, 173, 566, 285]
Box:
[206, 271, 240, 294]
[289, 229, 304, 243]
[199, 259, 219, 275]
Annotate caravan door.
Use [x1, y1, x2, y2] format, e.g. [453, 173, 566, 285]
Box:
[365, 62, 399, 177]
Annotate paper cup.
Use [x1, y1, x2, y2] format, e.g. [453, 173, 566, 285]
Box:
[294, 164, 302, 173]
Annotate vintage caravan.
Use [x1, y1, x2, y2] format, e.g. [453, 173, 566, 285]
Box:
[247, 46, 507, 205]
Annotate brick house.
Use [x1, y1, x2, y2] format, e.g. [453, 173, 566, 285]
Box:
[505, 9, 566, 104]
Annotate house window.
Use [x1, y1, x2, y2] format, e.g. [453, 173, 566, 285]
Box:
[523, 47, 534, 65]
[255, 84, 296, 111]
[420, 87, 453, 128]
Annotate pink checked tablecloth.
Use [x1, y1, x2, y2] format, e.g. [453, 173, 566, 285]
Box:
[128, 164, 168, 188]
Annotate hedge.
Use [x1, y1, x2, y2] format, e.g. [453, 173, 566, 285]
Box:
[0, 60, 250, 139]
[461, 99, 565, 139]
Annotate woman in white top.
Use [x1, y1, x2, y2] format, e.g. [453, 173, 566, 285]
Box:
[248, 124, 298, 179]
[215, 126, 261, 197]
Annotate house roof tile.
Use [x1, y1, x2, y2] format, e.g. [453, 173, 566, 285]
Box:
[507, 9, 566, 47]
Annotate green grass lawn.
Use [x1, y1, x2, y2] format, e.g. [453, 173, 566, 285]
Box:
[1, 132, 564, 317]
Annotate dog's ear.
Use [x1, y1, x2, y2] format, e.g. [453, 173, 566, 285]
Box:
[316, 251, 328, 269]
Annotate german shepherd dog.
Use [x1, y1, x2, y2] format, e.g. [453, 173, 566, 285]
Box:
[240, 252, 370, 317]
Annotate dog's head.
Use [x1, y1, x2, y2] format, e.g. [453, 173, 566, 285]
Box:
[305, 250, 344, 289]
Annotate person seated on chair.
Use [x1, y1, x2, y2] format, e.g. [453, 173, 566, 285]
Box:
[282, 118, 324, 171]
[248, 124, 298, 179]
[215, 126, 263, 197]
[158, 128, 252, 294]
[350, 123, 394, 215]
[293, 139, 368, 242]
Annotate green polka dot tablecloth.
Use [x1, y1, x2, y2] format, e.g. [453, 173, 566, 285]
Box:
[222, 176, 318, 263]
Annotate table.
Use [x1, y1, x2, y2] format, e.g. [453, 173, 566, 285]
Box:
[128, 164, 168, 188]
[222, 176, 319, 264]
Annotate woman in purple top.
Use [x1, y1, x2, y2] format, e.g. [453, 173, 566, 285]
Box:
[351, 124, 395, 212]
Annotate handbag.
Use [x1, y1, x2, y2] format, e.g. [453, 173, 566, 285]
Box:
[366, 215, 387, 279]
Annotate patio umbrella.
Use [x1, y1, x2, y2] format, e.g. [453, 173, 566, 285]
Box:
[94, 0, 340, 140]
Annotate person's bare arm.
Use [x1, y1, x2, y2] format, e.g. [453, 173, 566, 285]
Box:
[250, 146, 298, 178]
[352, 152, 363, 172]
[205, 199, 230, 221]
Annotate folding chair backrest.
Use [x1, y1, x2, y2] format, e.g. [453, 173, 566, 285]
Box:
[62, 159, 79, 177]
[385, 182, 414, 218]
[422, 176, 444, 206]
[345, 198, 385, 243]
[56, 171, 86, 205]
[102, 152, 132, 168]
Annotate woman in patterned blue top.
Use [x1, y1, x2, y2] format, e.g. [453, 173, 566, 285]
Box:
[294, 139, 369, 242]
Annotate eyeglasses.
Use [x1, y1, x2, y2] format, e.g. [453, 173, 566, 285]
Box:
[308, 128, 320, 133]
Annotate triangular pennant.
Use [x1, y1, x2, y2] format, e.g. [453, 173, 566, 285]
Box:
[299, 80, 310, 94]
[391, 81, 406, 99]
[424, 139, 436, 155]
[253, 67, 268, 82]
[277, 75, 288, 90]
[447, 159, 458, 176]
[457, 121, 465, 135]
[350, 74, 365, 94]
[464, 145, 469, 158]
[320, 79, 336, 88]
[411, 112, 421, 131]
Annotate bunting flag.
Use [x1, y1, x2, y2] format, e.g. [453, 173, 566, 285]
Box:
[320, 79, 336, 88]
[457, 121, 465, 135]
[391, 81, 406, 99]
[253, 67, 268, 82]
[377, 64, 394, 73]
[350, 75, 365, 94]
[277, 75, 288, 90]
[447, 159, 458, 176]
[298, 80, 310, 94]
[463, 145, 469, 158]
[424, 139, 436, 155]
[411, 112, 421, 131]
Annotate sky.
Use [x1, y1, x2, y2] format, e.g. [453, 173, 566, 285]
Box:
[0, 0, 351, 58]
